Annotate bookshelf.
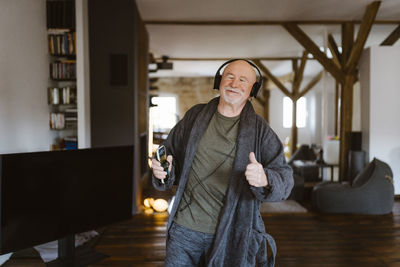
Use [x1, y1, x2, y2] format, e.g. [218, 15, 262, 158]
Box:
[46, 0, 77, 150]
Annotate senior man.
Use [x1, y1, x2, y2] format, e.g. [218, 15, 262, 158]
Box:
[152, 59, 294, 267]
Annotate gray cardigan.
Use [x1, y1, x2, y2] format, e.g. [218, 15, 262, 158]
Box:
[153, 97, 294, 267]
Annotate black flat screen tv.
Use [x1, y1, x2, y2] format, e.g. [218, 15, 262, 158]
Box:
[0, 146, 133, 254]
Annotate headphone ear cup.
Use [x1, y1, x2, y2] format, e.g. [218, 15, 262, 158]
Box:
[251, 82, 260, 97]
[213, 74, 222, 90]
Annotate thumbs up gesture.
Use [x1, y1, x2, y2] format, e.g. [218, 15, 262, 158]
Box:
[245, 152, 268, 187]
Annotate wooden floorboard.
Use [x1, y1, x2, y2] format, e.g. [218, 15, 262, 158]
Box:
[5, 201, 400, 266]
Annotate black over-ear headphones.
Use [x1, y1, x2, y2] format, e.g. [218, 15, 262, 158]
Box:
[213, 58, 263, 98]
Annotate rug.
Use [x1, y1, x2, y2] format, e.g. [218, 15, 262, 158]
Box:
[260, 200, 308, 213]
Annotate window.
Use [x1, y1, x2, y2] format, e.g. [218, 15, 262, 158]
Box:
[283, 96, 307, 128]
[151, 96, 177, 132]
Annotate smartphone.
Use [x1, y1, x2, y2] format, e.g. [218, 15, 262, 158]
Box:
[156, 145, 169, 184]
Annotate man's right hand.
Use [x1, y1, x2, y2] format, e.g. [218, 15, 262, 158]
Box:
[151, 155, 173, 180]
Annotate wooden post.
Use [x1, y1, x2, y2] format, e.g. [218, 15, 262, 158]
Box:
[262, 77, 270, 123]
[283, 1, 380, 181]
[290, 52, 307, 155]
[291, 98, 298, 156]
[339, 2, 379, 180]
[339, 74, 355, 180]
[341, 23, 354, 68]
[263, 89, 270, 123]
[338, 22, 354, 181]
[291, 59, 299, 155]
[334, 81, 339, 137]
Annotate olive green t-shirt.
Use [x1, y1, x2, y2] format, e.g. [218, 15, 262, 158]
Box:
[174, 110, 240, 234]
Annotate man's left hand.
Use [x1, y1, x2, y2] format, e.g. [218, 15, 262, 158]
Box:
[245, 152, 268, 187]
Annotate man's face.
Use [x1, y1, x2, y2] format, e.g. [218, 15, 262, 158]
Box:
[219, 60, 257, 107]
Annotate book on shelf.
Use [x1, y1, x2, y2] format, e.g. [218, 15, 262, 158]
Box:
[49, 112, 76, 130]
[65, 108, 77, 119]
[65, 108, 78, 126]
[48, 32, 76, 56]
[48, 87, 77, 105]
[48, 35, 54, 55]
[49, 112, 65, 130]
[48, 87, 60, 105]
[71, 32, 76, 56]
[63, 87, 77, 104]
[49, 60, 76, 80]
[65, 145, 77, 150]
[64, 136, 77, 142]
[50, 136, 78, 151]
[64, 136, 78, 150]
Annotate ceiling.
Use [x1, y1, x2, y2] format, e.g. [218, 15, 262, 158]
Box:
[136, 0, 400, 77]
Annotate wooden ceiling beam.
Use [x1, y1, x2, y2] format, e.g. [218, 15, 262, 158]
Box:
[254, 60, 292, 97]
[255, 97, 265, 107]
[292, 59, 298, 81]
[156, 57, 317, 61]
[266, 72, 294, 88]
[144, 20, 400, 25]
[327, 34, 342, 68]
[263, 87, 270, 123]
[257, 87, 267, 101]
[298, 71, 324, 99]
[380, 24, 400, 45]
[292, 51, 308, 94]
[283, 23, 345, 84]
[345, 1, 381, 73]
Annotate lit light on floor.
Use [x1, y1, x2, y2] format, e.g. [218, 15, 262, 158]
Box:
[143, 197, 168, 213]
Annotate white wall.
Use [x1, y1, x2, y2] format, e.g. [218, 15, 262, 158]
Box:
[352, 81, 361, 131]
[359, 46, 400, 195]
[0, 0, 52, 154]
[76, 0, 91, 148]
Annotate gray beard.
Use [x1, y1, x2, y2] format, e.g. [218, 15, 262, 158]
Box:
[222, 87, 244, 105]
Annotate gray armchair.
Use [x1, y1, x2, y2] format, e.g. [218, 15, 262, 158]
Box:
[312, 158, 394, 215]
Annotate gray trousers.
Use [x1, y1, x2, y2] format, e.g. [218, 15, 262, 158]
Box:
[165, 222, 214, 267]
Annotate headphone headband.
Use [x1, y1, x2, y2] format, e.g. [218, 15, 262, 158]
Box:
[213, 58, 263, 98]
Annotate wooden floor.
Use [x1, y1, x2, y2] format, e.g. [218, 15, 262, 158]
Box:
[5, 201, 400, 266]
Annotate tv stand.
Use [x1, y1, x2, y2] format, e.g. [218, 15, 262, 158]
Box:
[47, 235, 108, 267]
